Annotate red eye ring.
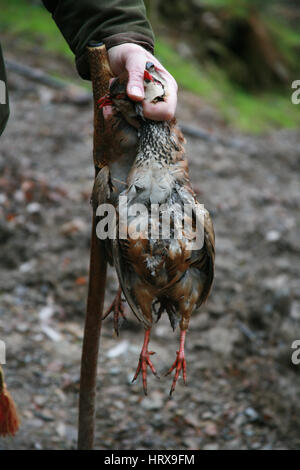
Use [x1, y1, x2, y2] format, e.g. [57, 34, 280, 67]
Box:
[144, 70, 154, 82]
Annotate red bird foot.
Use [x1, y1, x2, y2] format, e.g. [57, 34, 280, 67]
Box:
[165, 330, 187, 396]
[132, 329, 159, 395]
[165, 351, 187, 396]
[102, 287, 126, 336]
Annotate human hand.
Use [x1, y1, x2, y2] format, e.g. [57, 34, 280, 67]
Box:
[107, 43, 177, 121]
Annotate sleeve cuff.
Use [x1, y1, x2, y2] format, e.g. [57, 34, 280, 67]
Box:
[76, 31, 154, 80]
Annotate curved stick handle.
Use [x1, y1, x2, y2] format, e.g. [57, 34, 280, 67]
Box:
[87, 41, 114, 169]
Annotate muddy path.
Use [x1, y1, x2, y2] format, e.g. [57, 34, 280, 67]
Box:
[0, 44, 300, 450]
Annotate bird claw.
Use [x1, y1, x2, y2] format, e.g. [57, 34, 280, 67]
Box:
[132, 350, 159, 395]
[165, 351, 187, 396]
[102, 288, 126, 336]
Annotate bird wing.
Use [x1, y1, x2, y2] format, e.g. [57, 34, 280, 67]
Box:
[112, 237, 152, 328]
[168, 124, 215, 306]
[91, 165, 115, 265]
[190, 206, 215, 306]
[161, 170, 215, 308]
[91, 165, 111, 210]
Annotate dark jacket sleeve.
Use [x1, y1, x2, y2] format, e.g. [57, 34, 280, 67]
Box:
[42, 0, 155, 80]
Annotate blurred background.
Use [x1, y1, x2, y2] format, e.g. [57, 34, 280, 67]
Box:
[0, 0, 300, 450]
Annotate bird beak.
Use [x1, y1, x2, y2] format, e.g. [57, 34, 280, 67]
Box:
[135, 102, 145, 120]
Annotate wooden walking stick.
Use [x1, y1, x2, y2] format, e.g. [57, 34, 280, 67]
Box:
[77, 41, 113, 450]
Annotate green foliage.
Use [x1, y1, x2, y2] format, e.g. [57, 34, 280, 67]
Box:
[156, 39, 300, 133]
[264, 16, 300, 74]
[155, 39, 216, 97]
[0, 0, 72, 58]
[201, 0, 250, 17]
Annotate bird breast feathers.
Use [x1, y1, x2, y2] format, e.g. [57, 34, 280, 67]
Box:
[127, 167, 175, 204]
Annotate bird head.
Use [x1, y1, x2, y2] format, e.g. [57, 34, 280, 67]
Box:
[97, 62, 166, 127]
[143, 62, 166, 104]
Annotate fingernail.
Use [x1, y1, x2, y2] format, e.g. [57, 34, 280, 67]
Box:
[130, 86, 143, 98]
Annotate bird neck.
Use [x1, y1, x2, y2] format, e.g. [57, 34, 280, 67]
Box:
[135, 120, 174, 167]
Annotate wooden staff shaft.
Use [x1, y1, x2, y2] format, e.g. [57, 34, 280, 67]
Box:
[77, 42, 113, 450]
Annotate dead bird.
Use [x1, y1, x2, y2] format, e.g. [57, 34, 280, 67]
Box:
[93, 63, 215, 395]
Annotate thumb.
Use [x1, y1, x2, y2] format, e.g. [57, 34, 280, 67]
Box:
[125, 52, 146, 101]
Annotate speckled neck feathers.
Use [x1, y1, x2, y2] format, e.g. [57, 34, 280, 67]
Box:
[135, 120, 175, 168]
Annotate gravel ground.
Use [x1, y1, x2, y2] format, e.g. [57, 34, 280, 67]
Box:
[0, 43, 300, 450]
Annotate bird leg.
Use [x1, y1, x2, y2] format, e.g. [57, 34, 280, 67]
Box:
[165, 329, 187, 396]
[132, 328, 159, 395]
[102, 286, 126, 336]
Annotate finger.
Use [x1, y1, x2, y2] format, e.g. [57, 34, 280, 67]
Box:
[143, 98, 176, 121]
[125, 53, 146, 101]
